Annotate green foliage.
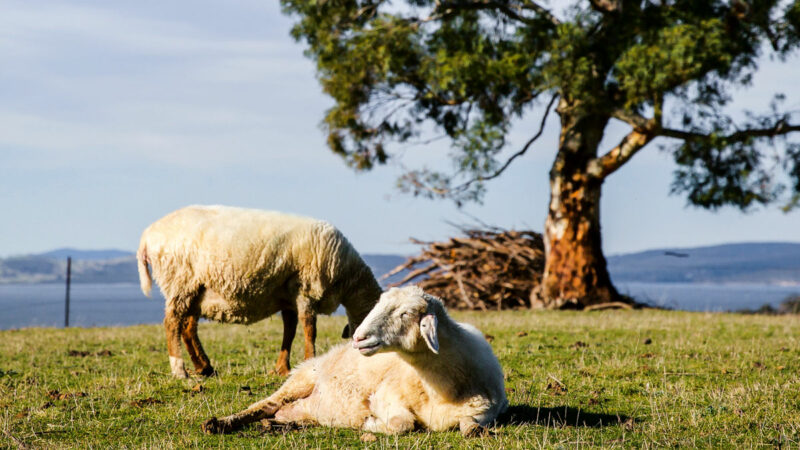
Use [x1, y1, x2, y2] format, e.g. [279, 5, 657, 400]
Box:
[669, 94, 800, 210]
[784, 144, 800, 210]
[281, 0, 800, 209]
[671, 135, 776, 209]
[2, 310, 800, 447]
[614, 19, 732, 109]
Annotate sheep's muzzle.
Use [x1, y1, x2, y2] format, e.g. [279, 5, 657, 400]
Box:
[352, 335, 381, 355]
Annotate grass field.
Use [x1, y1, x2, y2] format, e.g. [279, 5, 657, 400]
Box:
[1, 309, 799, 448]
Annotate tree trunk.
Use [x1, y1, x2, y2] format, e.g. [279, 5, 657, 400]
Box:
[532, 102, 622, 309]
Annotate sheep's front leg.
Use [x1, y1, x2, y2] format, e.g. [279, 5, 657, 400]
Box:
[202, 397, 282, 434]
[164, 308, 189, 379]
[203, 357, 317, 434]
[297, 300, 317, 360]
[274, 309, 298, 376]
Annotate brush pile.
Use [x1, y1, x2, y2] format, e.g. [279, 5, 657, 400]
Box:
[383, 228, 545, 310]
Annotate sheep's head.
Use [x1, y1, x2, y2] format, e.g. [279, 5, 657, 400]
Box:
[352, 286, 441, 356]
[340, 288, 382, 339]
[340, 270, 383, 339]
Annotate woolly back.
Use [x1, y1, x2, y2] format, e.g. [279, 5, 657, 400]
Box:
[138, 205, 381, 316]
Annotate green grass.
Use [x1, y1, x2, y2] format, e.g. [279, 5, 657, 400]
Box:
[2, 309, 800, 448]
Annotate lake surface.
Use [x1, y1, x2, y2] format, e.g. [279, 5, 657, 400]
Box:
[615, 281, 800, 311]
[0, 283, 168, 329]
[0, 282, 798, 330]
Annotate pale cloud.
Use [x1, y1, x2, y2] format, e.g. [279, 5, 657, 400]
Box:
[0, 107, 326, 170]
[0, 0, 329, 171]
[0, 0, 308, 89]
[190, 55, 313, 83]
[0, 1, 285, 58]
[0, 0, 798, 258]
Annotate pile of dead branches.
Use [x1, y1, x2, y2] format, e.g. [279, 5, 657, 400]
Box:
[383, 228, 545, 310]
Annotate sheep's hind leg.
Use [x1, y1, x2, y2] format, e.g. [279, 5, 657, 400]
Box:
[164, 307, 189, 379]
[274, 309, 298, 376]
[363, 413, 415, 435]
[203, 358, 317, 434]
[272, 399, 316, 426]
[297, 301, 317, 360]
[365, 384, 415, 434]
[182, 314, 215, 377]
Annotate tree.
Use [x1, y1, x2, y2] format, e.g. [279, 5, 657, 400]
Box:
[281, 0, 800, 308]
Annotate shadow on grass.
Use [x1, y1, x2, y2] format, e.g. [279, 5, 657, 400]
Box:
[498, 404, 632, 428]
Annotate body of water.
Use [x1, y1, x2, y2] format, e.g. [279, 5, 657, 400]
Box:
[0, 283, 166, 329]
[0, 282, 798, 330]
[616, 281, 800, 311]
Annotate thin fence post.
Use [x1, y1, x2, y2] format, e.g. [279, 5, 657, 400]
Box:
[65, 257, 71, 328]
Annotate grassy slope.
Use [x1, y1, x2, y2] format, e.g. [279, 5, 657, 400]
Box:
[1, 310, 799, 448]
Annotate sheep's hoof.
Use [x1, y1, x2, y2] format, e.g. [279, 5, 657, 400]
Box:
[460, 423, 490, 438]
[255, 419, 273, 433]
[197, 366, 216, 377]
[202, 417, 230, 434]
[202, 417, 219, 434]
[171, 367, 190, 379]
[269, 367, 291, 377]
[256, 419, 300, 434]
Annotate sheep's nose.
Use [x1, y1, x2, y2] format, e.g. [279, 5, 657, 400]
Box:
[352, 335, 365, 343]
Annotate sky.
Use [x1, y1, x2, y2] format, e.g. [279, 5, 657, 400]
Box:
[1, 0, 798, 258]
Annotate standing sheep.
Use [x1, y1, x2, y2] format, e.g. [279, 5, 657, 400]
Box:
[202, 286, 508, 436]
[137, 205, 382, 378]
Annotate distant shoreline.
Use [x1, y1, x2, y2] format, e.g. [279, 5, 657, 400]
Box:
[1, 281, 798, 330]
[1, 242, 799, 285]
[2, 280, 799, 288]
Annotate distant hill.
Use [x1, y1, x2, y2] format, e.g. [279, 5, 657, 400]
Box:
[0, 250, 138, 284]
[607, 242, 800, 284]
[39, 248, 133, 261]
[0, 250, 410, 285]
[362, 254, 408, 286]
[1, 242, 798, 285]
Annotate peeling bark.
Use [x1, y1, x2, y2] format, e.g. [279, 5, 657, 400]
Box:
[533, 101, 622, 308]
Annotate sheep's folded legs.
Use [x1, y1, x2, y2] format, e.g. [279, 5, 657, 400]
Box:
[203, 359, 317, 434]
[364, 384, 415, 434]
[202, 398, 281, 434]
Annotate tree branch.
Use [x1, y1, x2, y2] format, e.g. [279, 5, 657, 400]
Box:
[588, 129, 657, 178]
[450, 93, 559, 192]
[661, 121, 800, 143]
[611, 108, 652, 130]
[592, 118, 800, 179]
[594, 95, 664, 178]
[420, 0, 560, 26]
[588, 0, 621, 14]
[518, 0, 561, 26]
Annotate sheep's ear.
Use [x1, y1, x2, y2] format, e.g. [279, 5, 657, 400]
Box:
[420, 314, 439, 354]
[341, 324, 351, 339]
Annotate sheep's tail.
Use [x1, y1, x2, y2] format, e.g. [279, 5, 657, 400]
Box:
[137, 241, 152, 298]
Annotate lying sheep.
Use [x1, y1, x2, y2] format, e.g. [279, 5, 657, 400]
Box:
[137, 205, 382, 378]
[201, 285, 508, 436]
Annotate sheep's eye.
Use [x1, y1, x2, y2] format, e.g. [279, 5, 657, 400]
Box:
[400, 311, 409, 318]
